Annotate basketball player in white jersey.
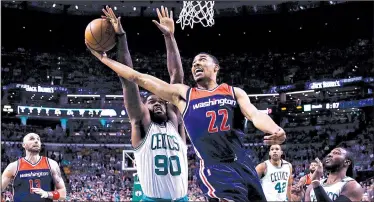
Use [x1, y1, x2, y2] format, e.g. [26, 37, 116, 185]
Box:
[305, 147, 364, 202]
[256, 144, 292, 201]
[100, 6, 188, 201]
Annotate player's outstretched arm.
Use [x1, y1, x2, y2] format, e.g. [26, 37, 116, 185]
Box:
[153, 6, 184, 84]
[297, 176, 306, 188]
[153, 6, 186, 142]
[234, 87, 286, 145]
[102, 6, 145, 123]
[1, 162, 16, 192]
[86, 45, 188, 109]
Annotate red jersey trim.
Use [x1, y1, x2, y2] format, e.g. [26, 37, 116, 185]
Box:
[18, 156, 50, 171]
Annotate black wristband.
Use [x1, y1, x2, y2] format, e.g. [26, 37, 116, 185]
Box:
[116, 33, 125, 37]
[313, 185, 332, 202]
[336, 195, 352, 202]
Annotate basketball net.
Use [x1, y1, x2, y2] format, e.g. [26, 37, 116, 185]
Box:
[176, 1, 215, 30]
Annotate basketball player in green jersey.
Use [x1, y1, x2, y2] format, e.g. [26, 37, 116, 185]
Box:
[101, 6, 188, 201]
[132, 173, 144, 201]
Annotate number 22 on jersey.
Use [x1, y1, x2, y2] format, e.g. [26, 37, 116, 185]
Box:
[206, 109, 230, 133]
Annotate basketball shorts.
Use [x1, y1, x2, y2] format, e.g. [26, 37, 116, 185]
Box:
[197, 155, 266, 202]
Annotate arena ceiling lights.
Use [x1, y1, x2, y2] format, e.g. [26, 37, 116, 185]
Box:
[7, 1, 333, 16]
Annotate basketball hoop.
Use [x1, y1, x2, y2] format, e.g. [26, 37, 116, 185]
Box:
[176, 1, 215, 30]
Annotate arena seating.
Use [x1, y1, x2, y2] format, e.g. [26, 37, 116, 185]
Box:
[1, 1, 373, 201]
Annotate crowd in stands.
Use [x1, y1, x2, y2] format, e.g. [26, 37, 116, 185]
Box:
[1, 12, 373, 201]
[2, 115, 373, 201]
[2, 38, 373, 97]
[1, 121, 130, 144]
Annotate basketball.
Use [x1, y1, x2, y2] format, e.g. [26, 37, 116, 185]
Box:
[85, 18, 116, 52]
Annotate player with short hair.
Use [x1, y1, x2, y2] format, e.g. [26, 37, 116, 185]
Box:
[1, 133, 66, 202]
[86, 13, 286, 201]
[100, 6, 188, 201]
[290, 160, 319, 201]
[256, 144, 293, 201]
[298, 160, 319, 190]
[305, 147, 364, 202]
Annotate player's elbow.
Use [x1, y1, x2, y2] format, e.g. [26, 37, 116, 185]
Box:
[128, 73, 141, 83]
[1, 182, 7, 192]
[1, 176, 11, 191]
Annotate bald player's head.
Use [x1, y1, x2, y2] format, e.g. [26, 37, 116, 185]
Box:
[22, 133, 41, 153]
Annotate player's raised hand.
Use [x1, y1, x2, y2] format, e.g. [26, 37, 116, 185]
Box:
[152, 6, 175, 36]
[311, 158, 324, 182]
[102, 5, 125, 35]
[31, 188, 49, 198]
[263, 128, 286, 145]
[291, 185, 304, 202]
[85, 41, 107, 60]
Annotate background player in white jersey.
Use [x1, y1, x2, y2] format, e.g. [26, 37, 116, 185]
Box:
[304, 147, 364, 202]
[100, 6, 188, 201]
[256, 144, 292, 201]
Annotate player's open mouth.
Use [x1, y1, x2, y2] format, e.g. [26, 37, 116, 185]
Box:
[154, 107, 162, 112]
[325, 158, 331, 163]
[194, 68, 203, 75]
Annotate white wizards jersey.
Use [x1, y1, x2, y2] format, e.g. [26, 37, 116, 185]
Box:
[310, 177, 354, 202]
[261, 160, 292, 202]
[133, 121, 188, 200]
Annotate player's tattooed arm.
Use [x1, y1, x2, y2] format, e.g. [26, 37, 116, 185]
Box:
[1, 162, 16, 192]
[153, 6, 184, 84]
[49, 159, 67, 200]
